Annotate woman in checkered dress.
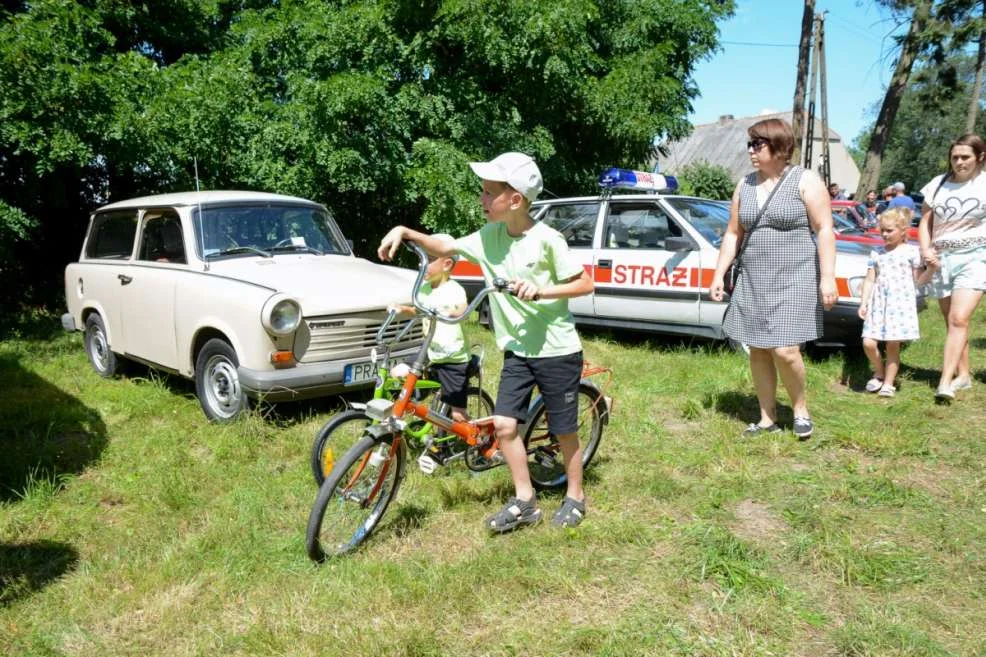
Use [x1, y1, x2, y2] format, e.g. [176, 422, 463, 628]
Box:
[709, 118, 838, 439]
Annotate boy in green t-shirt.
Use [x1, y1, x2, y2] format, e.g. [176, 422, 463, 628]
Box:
[378, 152, 594, 532]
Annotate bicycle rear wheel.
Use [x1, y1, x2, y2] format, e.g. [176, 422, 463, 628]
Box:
[523, 382, 606, 490]
[306, 435, 406, 561]
[310, 409, 372, 486]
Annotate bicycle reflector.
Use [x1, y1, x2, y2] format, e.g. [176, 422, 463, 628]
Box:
[598, 167, 679, 193]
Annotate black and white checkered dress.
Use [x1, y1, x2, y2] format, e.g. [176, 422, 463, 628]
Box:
[723, 166, 823, 348]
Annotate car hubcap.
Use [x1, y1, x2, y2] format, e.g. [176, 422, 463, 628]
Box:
[205, 355, 241, 417]
[88, 326, 110, 372]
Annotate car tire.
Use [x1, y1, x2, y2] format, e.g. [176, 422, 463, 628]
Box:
[478, 298, 492, 330]
[195, 338, 249, 422]
[727, 338, 750, 355]
[84, 313, 123, 377]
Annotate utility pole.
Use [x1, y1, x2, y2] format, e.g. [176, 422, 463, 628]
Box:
[818, 13, 830, 186]
[804, 12, 830, 185]
[791, 0, 815, 166]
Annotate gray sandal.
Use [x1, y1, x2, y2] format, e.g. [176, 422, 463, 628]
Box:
[486, 496, 541, 534]
[551, 496, 586, 528]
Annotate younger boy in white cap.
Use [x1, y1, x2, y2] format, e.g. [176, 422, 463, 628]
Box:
[378, 152, 594, 531]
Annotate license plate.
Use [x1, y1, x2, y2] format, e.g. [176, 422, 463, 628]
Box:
[344, 361, 376, 385]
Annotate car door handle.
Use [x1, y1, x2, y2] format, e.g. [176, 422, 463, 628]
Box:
[118, 274, 132, 285]
[597, 259, 612, 269]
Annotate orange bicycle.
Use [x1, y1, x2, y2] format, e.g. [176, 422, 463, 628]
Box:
[305, 241, 611, 560]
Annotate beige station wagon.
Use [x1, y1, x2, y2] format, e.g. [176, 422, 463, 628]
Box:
[62, 191, 422, 421]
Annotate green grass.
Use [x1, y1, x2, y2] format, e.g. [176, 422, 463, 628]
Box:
[2, 305, 985, 656]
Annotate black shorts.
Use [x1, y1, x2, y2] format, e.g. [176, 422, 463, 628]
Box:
[494, 351, 583, 435]
[430, 362, 469, 408]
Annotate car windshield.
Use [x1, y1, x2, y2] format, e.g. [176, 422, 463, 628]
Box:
[193, 203, 350, 259]
[832, 213, 863, 234]
[663, 198, 730, 247]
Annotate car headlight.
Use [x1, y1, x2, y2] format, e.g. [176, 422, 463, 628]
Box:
[262, 294, 301, 336]
[847, 276, 865, 298]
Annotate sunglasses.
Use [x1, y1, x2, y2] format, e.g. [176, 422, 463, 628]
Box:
[747, 138, 770, 152]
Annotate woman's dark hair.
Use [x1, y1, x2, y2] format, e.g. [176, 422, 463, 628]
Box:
[949, 133, 986, 168]
[748, 118, 795, 161]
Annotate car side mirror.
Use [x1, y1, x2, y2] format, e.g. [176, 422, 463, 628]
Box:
[664, 236, 695, 252]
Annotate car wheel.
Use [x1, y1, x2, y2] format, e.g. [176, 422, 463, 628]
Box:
[727, 338, 751, 355]
[84, 314, 122, 377]
[195, 338, 249, 422]
[478, 297, 492, 330]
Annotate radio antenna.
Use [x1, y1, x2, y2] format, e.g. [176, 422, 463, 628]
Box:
[194, 157, 209, 271]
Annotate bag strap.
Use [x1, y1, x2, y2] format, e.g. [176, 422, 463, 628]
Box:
[735, 165, 793, 264]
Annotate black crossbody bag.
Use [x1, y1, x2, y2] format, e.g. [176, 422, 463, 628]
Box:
[725, 166, 793, 294]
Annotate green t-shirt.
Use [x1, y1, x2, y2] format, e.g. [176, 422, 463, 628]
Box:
[420, 278, 469, 364]
[454, 221, 583, 358]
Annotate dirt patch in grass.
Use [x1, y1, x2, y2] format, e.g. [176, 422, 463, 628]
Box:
[731, 499, 789, 543]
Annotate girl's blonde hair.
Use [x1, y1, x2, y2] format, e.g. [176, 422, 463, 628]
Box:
[879, 207, 913, 232]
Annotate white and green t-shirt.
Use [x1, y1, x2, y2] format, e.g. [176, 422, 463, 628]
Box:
[454, 221, 583, 358]
[419, 278, 469, 364]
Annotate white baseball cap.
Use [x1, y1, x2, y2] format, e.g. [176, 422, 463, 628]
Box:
[469, 152, 543, 202]
[430, 233, 458, 262]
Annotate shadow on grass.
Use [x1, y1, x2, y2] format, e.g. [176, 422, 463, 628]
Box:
[706, 390, 795, 426]
[0, 541, 79, 607]
[389, 503, 431, 538]
[0, 353, 107, 503]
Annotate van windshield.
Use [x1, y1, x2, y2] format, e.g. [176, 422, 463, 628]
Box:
[193, 203, 351, 259]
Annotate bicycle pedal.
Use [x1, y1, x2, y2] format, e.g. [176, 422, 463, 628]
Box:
[417, 453, 441, 475]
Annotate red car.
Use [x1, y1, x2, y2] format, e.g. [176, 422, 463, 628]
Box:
[831, 199, 920, 240]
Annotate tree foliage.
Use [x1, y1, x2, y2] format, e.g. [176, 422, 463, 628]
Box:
[0, 0, 733, 307]
[676, 160, 734, 200]
[853, 53, 986, 192]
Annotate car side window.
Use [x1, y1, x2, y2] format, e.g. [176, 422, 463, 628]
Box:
[604, 202, 681, 249]
[84, 210, 138, 259]
[540, 203, 599, 248]
[138, 212, 186, 264]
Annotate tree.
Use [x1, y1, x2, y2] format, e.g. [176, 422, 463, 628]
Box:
[0, 0, 735, 307]
[852, 53, 986, 190]
[856, 0, 933, 199]
[676, 161, 734, 200]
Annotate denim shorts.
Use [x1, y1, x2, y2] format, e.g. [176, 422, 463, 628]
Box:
[495, 351, 583, 435]
[925, 245, 986, 298]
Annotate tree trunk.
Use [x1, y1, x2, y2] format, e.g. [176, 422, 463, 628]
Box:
[791, 0, 815, 166]
[965, 0, 986, 133]
[856, 0, 932, 199]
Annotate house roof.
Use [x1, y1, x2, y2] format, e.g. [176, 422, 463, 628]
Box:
[656, 111, 846, 182]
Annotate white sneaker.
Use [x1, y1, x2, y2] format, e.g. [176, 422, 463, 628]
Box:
[865, 377, 884, 393]
[878, 384, 896, 397]
[935, 385, 955, 402]
[951, 376, 973, 392]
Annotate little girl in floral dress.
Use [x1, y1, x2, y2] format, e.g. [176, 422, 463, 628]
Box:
[858, 208, 935, 397]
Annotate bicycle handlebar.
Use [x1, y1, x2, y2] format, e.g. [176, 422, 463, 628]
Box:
[403, 240, 510, 323]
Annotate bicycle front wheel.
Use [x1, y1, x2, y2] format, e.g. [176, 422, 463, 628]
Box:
[310, 409, 372, 486]
[523, 382, 606, 490]
[306, 435, 407, 561]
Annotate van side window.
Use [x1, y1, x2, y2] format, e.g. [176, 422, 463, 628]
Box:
[138, 212, 186, 264]
[540, 203, 599, 248]
[604, 202, 681, 250]
[84, 210, 138, 259]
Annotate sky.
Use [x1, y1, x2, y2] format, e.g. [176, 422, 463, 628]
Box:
[690, 1, 909, 146]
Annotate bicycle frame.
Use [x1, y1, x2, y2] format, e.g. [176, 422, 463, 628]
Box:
[362, 242, 508, 460]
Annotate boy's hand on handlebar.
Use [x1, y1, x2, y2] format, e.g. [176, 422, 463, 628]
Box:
[509, 279, 541, 301]
[378, 227, 406, 261]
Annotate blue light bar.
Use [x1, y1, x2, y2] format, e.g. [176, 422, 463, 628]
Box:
[598, 167, 678, 193]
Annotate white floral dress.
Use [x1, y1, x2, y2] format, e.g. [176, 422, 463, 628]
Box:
[862, 244, 921, 341]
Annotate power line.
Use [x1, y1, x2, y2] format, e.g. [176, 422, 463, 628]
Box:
[720, 40, 798, 48]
